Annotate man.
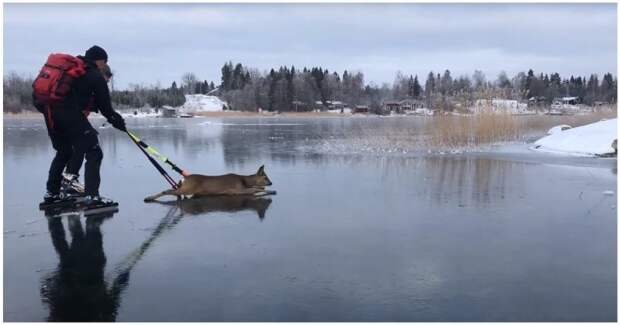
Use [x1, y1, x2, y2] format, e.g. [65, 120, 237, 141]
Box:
[61, 62, 114, 195]
[38, 45, 126, 208]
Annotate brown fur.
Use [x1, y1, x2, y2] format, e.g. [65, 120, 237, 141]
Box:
[144, 165, 275, 202]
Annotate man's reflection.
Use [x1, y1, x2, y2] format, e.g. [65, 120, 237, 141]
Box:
[40, 196, 272, 321]
[40, 213, 127, 322]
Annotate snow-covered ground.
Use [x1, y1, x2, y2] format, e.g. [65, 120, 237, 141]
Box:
[405, 108, 434, 116]
[474, 99, 530, 115]
[121, 110, 161, 118]
[117, 95, 228, 118]
[532, 119, 617, 156]
[179, 94, 228, 113]
[546, 124, 572, 135]
[327, 108, 352, 114]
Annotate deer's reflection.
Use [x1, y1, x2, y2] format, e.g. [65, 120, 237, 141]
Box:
[157, 195, 273, 220]
[40, 213, 126, 322]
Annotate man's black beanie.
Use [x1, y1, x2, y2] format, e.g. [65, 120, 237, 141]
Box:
[85, 45, 108, 62]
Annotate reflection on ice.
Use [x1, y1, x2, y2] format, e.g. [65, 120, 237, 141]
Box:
[41, 213, 125, 322]
[151, 196, 272, 220]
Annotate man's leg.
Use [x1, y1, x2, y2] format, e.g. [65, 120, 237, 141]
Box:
[62, 149, 86, 194]
[46, 145, 73, 194]
[44, 113, 73, 196]
[65, 150, 85, 178]
[73, 128, 103, 197]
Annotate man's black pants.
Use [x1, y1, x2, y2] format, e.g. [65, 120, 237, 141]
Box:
[65, 151, 85, 177]
[44, 107, 103, 196]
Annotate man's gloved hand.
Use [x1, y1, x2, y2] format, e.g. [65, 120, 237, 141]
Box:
[108, 112, 126, 132]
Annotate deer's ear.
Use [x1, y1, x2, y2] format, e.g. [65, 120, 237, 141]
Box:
[257, 165, 265, 175]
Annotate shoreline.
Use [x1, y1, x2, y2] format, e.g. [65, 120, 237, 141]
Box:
[4, 109, 616, 120]
[3, 111, 363, 119]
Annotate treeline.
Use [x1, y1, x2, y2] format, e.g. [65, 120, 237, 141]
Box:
[3, 72, 33, 113]
[3, 65, 617, 113]
[110, 73, 219, 109]
[2, 72, 219, 112]
[218, 63, 617, 112]
[219, 62, 367, 112]
[110, 82, 185, 109]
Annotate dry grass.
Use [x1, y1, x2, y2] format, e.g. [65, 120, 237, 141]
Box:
[316, 108, 617, 156]
[426, 109, 617, 149]
[427, 112, 521, 148]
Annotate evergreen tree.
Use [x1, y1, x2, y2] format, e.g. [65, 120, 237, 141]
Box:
[497, 71, 511, 89]
[585, 74, 600, 105]
[425, 71, 436, 108]
[441, 69, 452, 95]
[602, 73, 615, 103]
[525, 69, 535, 97]
[407, 75, 415, 98]
[267, 69, 277, 111]
[221, 62, 233, 90]
[413, 75, 422, 99]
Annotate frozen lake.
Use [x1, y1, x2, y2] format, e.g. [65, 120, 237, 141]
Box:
[3, 116, 617, 321]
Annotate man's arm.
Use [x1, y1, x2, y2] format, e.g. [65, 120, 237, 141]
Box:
[91, 72, 115, 119]
[91, 72, 126, 131]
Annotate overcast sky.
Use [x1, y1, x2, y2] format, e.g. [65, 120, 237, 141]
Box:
[4, 3, 617, 90]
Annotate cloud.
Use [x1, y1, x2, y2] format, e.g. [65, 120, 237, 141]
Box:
[3, 3, 616, 89]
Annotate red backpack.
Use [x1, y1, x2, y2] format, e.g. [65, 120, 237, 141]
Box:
[32, 54, 86, 108]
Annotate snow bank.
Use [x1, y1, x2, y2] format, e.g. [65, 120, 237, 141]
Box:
[546, 124, 572, 135]
[533, 119, 617, 156]
[179, 94, 228, 113]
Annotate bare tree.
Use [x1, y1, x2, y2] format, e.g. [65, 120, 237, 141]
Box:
[181, 72, 198, 95]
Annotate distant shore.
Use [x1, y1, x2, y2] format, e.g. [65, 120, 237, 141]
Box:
[3, 110, 360, 119]
[3, 111, 41, 119]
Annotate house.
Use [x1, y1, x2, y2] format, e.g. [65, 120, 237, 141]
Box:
[291, 100, 309, 112]
[324, 101, 345, 110]
[383, 101, 402, 113]
[474, 99, 529, 114]
[381, 99, 426, 114]
[354, 105, 369, 114]
[161, 106, 177, 118]
[594, 101, 610, 107]
[551, 97, 580, 112]
[398, 100, 413, 111]
[561, 97, 580, 105]
[528, 96, 547, 108]
[399, 99, 425, 112]
[314, 100, 350, 112]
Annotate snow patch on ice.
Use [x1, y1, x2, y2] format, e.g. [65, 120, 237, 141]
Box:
[547, 124, 572, 135]
[532, 119, 617, 156]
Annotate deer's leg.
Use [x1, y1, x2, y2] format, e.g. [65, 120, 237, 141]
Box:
[144, 189, 180, 202]
[253, 190, 277, 197]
